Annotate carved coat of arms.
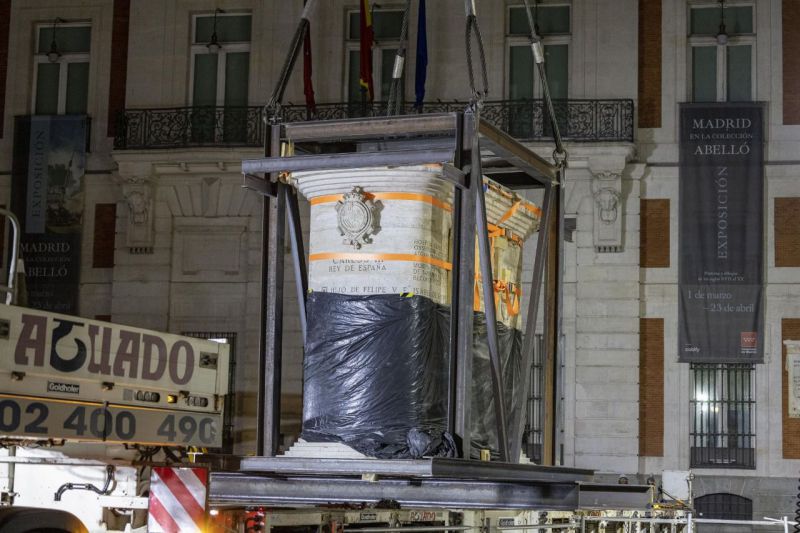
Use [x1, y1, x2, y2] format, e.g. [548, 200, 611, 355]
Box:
[335, 186, 380, 249]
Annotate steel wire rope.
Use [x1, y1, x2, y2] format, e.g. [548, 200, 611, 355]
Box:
[265, 0, 317, 123]
[386, 0, 413, 116]
[521, 0, 568, 168]
[465, 12, 489, 104]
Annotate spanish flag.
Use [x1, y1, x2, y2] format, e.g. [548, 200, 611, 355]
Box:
[359, 0, 375, 101]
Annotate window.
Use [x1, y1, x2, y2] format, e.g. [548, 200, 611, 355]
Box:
[190, 12, 251, 142]
[506, 4, 570, 137]
[695, 493, 753, 520]
[34, 23, 91, 115]
[346, 9, 404, 102]
[182, 332, 237, 453]
[690, 364, 755, 469]
[507, 4, 569, 100]
[689, 3, 754, 102]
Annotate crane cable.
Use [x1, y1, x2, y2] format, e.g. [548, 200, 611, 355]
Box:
[464, 1, 489, 105]
[386, 0, 413, 116]
[265, 0, 317, 123]
[521, 0, 568, 169]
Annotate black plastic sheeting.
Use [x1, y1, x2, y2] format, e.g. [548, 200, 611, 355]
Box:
[301, 292, 456, 459]
[301, 292, 524, 460]
[469, 312, 525, 460]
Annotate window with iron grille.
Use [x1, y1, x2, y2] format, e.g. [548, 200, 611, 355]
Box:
[182, 331, 237, 453]
[523, 333, 545, 463]
[690, 363, 755, 469]
[189, 12, 252, 143]
[695, 493, 753, 520]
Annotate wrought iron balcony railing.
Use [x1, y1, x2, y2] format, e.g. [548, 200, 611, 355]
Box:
[114, 99, 634, 150]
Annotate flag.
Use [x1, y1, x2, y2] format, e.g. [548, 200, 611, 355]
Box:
[415, 0, 428, 109]
[359, 0, 375, 101]
[303, 16, 316, 113]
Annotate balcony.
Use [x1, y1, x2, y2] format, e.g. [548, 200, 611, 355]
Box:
[113, 99, 634, 150]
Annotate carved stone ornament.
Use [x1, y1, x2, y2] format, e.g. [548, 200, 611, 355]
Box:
[336, 186, 380, 249]
[591, 171, 623, 253]
[594, 187, 620, 224]
[121, 179, 155, 252]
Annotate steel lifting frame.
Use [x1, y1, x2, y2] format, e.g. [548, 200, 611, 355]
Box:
[243, 111, 562, 464]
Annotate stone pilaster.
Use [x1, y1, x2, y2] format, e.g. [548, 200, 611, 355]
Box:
[570, 156, 644, 474]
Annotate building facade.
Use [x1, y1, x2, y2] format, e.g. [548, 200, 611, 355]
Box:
[0, 0, 797, 525]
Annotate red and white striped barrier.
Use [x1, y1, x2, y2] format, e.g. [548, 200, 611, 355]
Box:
[148, 466, 208, 533]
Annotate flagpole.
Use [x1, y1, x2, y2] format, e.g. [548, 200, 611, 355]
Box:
[414, 0, 428, 112]
[358, 0, 375, 116]
[302, 0, 317, 119]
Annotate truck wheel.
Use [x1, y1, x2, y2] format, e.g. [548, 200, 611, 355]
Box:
[0, 507, 87, 533]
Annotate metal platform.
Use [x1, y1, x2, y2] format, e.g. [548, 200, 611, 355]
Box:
[208, 474, 651, 511]
[210, 472, 580, 510]
[208, 457, 651, 511]
[238, 456, 593, 484]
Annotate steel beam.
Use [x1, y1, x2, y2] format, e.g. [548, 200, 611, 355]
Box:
[357, 137, 457, 155]
[448, 176, 463, 440]
[450, 113, 474, 457]
[577, 484, 652, 510]
[262, 185, 286, 457]
[442, 163, 468, 189]
[453, 177, 476, 457]
[243, 174, 277, 197]
[242, 148, 456, 176]
[209, 473, 580, 510]
[477, 120, 558, 185]
[472, 112, 509, 462]
[238, 457, 594, 484]
[512, 183, 554, 463]
[284, 186, 308, 342]
[553, 170, 566, 464]
[283, 113, 459, 142]
[257, 123, 285, 457]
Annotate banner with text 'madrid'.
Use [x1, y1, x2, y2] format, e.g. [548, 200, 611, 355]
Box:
[12, 116, 87, 315]
[679, 103, 764, 363]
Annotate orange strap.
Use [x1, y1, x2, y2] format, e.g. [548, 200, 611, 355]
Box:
[487, 223, 523, 246]
[523, 203, 543, 218]
[498, 282, 521, 317]
[309, 252, 452, 271]
[497, 200, 522, 226]
[473, 278, 502, 312]
[473, 279, 523, 316]
[485, 181, 543, 219]
[310, 192, 452, 212]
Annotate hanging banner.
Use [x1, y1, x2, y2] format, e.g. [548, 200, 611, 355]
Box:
[11, 116, 87, 315]
[678, 103, 763, 363]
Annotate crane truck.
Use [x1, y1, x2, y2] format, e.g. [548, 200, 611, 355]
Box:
[0, 208, 230, 532]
